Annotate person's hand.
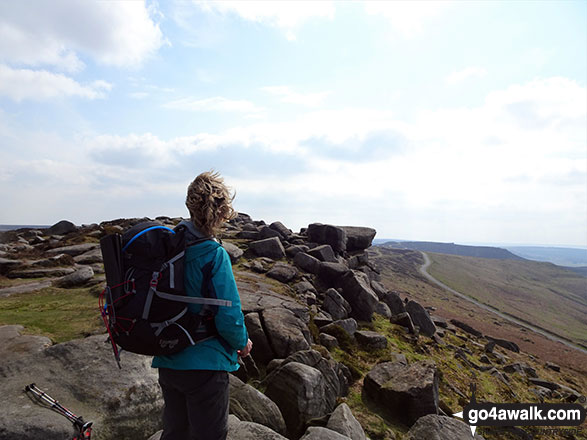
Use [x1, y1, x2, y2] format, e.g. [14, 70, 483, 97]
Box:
[237, 339, 253, 357]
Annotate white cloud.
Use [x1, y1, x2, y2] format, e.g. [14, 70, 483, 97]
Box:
[262, 86, 330, 107]
[363, 1, 452, 38]
[445, 66, 487, 85]
[0, 1, 164, 70]
[163, 96, 265, 115]
[0, 64, 112, 101]
[195, 0, 335, 39]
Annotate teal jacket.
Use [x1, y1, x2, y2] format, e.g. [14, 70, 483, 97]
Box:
[152, 229, 248, 371]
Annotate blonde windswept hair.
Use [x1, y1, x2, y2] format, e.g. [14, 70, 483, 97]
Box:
[185, 171, 237, 236]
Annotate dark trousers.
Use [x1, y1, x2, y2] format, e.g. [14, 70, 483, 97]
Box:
[158, 368, 229, 440]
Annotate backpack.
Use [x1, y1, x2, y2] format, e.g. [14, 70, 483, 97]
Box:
[99, 221, 231, 367]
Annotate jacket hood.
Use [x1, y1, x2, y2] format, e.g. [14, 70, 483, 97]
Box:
[177, 219, 220, 260]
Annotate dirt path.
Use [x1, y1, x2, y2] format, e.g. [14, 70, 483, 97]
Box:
[419, 252, 587, 355]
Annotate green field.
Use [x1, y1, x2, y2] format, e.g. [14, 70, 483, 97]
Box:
[427, 253, 587, 347]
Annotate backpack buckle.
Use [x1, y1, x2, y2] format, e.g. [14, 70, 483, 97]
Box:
[150, 271, 160, 287]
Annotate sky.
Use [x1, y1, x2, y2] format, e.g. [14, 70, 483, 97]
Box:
[0, 1, 586, 247]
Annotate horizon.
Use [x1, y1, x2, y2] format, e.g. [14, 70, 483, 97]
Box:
[1, 1, 586, 247]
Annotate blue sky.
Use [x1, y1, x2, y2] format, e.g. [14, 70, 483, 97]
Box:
[0, 1, 585, 246]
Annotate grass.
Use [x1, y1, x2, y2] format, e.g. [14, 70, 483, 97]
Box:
[426, 253, 587, 346]
[0, 286, 103, 343]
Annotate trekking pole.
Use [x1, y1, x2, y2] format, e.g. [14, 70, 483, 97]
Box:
[24, 383, 93, 439]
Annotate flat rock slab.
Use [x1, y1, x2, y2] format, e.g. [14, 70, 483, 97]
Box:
[46, 243, 99, 257]
[0, 280, 52, 298]
[7, 267, 76, 279]
[0, 335, 163, 440]
[0, 325, 52, 359]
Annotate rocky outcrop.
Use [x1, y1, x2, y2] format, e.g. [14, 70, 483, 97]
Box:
[338, 227, 376, 252]
[338, 271, 378, 321]
[264, 362, 331, 438]
[405, 300, 436, 337]
[363, 360, 439, 426]
[250, 237, 286, 259]
[326, 403, 366, 440]
[306, 224, 347, 254]
[229, 375, 286, 435]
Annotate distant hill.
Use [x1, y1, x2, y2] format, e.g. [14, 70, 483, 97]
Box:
[379, 240, 524, 261]
[505, 246, 587, 267]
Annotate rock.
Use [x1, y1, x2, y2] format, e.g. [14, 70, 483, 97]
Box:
[293, 252, 322, 275]
[227, 415, 289, 440]
[319, 262, 349, 283]
[431, 315, 448, 328]
[73, 248, 103, 264]
[370, 280, 387, 299]
[7, 267, 76, 279]
[313, 311, 333, 327]
[45, 220, 77, 235]
[306, 224, 347, 253]
[300, 427, 350, 439]
[31, 254, 75, 268]
[279, 350, 348, 412]
[322, 318, 358, 337]
[229, 374, 286, 435]
[347, 253, 369, 270]
[390, 312, 416, 333]
[545, 361, 560, 372]
[338, 270, 378, 322]
[46, 243, 100, 257]
[322, 288, 352, 320]
[484, 340, 496, 353]
[403, 414, 486, 440]
[374, 301, 391, 318]
[0, 280, 53, 298]
[0, 257, 22, 275]
[338, 226, 376, 251]
[0, 325, 52, 359]
[223, 242, 244, 263]
[354, 330, 387, 350]
[269, 221, 293, 239]
[260, 226, 283, 240]
[326, 403, 366, 440]
[486, 336, 519, 353]
[262, 308, 311, 358]
[363, 360, 439, 426]
[244, 312, 275, 366]
[264, 362, 330, 438]
[249, 237, 286, 259]
[381, 291, 406, 316]
[238, 230, 261, 240]
[267, 262, 298, 283]
[307, 245, 337, 263]
[286, 245, 309, 258]
[295, 281, 317, 295]
[405, 300, 436, 337]
[528, 378, 561, 391]
[450, 319, 483, 338]
[0, 335, 163, 440]
[530, 386, 553, 401]
[53, 266, 94, 288]
[320, 333, 339, 350]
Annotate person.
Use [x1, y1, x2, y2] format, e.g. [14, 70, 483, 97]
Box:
[152, 171, 252, 440]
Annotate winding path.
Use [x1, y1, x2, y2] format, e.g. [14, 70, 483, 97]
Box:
[419, 252, 587, 355]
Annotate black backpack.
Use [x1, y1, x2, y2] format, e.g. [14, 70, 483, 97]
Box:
[99, 221, 231, 367]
